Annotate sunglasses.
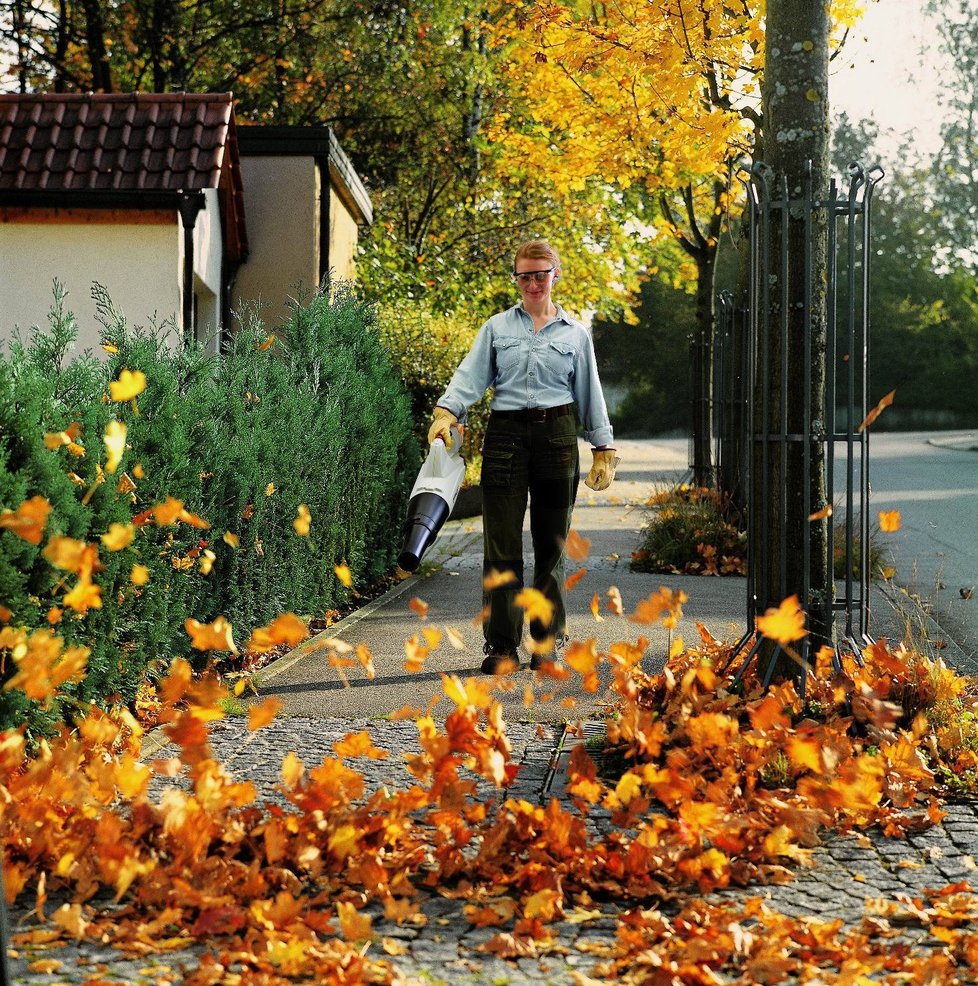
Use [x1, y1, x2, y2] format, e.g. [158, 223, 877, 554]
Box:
[513, 267, 555, 284]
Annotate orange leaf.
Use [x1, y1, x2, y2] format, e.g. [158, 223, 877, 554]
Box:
[100, 522, 135, 551]
[808, 504, 832, 521]
[248, 696, 282, 730]
[589, 593, 604, 622]
[564, 639, 599, 676]
[564, 568, 587, 591]
[605, 586, 623, 616]
[153, 497, 184, 525]
[565, 529, 591, 562]
[247, 613, 309, 653]
[336, 901, 372, 941]
[409, 597, 429, 619]
[333, 730, 389, 759]
[630, 586, 688, 629]
[755, 595, 807, 645]
[356, 643, 376, 679]
[185, 616, 238, 653]
[130, 564, 150, 585]
[878, 510, 901, 533]
[0, 495, 51, 545]
[483, 568, 518, 590]
[857, 388, 895, 432]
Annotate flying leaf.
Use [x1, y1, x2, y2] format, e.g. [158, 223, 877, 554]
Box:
[808, 504, 832, 521]
[878, 510, 901, 533]
[223, 531, 239, 548]
[356, 643, 375, 679]
[409, 597, 429, 619]
[444, 626, 466, 650]
[334, 563, 353, 587]
[565, 529, 591, 562]
[103, 420, 127, 473]
[0, 495, 51, 544]
[294, 504, 312, 536]
[100, 522, 135, 551]
[755, 595, 807, 645]
[265, 482, 276, 496]
[606, 586, 623, 615]
[130, 564, 150, 585]
[631, 586, 688, 628]
[247, 613, 309, 653]
[483, 568, 518, 590]
[185, 616, 238, 653]
[109, 368, 147, 402]
[516, 588, 554, 628]
[589, 593, 604, 622]
[857, 388, 896, 432]
[564, 568, 587, 591]
[248, 696, 282, 731]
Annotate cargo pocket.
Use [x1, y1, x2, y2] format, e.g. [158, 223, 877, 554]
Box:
[538, 433, 578, 480]
[481, 446, 515, 490]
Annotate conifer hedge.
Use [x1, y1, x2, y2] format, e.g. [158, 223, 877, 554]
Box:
[0, 284, 418, 734]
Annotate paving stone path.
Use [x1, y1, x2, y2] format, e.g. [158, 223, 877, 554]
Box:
[9, 716, 978, 985]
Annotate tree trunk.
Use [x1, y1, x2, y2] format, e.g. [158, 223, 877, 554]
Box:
[80, 0, 113, 91]
[753, 0, 832, 678]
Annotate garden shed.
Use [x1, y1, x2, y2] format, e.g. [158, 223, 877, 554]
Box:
[0, 93, 373, 352]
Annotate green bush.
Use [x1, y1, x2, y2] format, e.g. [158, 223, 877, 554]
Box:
[377, 302, 490, 481]
[0, 283, 417, 732]
[631, 485, 747, 576]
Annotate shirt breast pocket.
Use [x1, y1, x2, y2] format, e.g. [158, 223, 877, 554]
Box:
[492, 336, 521, 372]
[545, 340, 577, 377]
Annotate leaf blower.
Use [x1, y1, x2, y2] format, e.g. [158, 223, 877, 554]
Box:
[397, 424, 465, 573]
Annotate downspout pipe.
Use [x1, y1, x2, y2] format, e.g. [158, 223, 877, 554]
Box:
[178, 190, 206, 344]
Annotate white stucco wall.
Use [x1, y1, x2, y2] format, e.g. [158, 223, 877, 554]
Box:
[328, 183, 359, 284]
[233, 156, 319, 330]
[0, 218, 179, 354]
[0, 194, 227, 355]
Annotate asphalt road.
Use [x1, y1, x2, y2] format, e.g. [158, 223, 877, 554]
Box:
[868, 430, 978, 660]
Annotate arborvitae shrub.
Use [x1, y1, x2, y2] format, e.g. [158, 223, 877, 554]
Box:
[0, 284, 418, 728]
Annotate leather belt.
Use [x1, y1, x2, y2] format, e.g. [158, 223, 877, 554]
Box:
[491, 404, 574, 424]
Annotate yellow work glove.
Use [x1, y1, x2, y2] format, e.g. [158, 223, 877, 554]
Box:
[427, 407, 459, 447]
[584, 448, 617, 491]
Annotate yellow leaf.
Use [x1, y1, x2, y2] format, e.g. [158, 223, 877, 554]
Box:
[198, 549, 216, 575]
[100, 522, 135, 551]
[615, 771, 642, 805]
[131, 564, 150, 586]
[878, 510, 901, 533]
[109, 368, 147, 402]
[445, 625, 466, 650]
[336, 901, 372, 941]
[755, 595, 807, 645]
[103, 419, 127, 473]
[516, 587, 554, 628]
[265, 482, 276, 496]
[334, 562, 353, 587]
[483, 568, 518, 590]
[293, 504, 311, 536]
[223, 531, 240, 548]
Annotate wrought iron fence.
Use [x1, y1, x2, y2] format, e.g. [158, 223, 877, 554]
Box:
[717, 160, 883, 688]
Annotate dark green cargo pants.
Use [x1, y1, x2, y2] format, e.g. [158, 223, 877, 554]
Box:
[479, 407, 580, 652]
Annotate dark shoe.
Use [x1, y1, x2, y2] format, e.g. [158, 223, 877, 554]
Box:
[530, 634, 568, 671]
[481, 642, 520, 675]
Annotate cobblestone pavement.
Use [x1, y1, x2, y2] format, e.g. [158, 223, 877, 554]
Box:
[9, 716, 978, 984]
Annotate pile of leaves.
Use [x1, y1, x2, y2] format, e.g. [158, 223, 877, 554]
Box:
[631, 484, 747, 576]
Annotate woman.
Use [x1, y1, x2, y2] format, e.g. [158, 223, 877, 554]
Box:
[428, 239, 617, 674]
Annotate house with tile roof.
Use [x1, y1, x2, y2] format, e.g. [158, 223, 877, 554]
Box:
[0, 92, 372, 353]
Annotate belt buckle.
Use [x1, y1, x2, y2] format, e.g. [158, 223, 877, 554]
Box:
[528, 408, 547, 424]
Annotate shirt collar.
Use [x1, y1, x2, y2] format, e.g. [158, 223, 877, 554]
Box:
[515, 301, 571, 324]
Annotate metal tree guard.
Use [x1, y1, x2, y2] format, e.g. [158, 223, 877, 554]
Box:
[725, 160, 884, 690]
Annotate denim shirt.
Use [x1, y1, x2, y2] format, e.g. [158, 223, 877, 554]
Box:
[437, 302, 614, 448]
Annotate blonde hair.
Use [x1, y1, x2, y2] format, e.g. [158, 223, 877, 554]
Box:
[514, 239, 560, 270]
